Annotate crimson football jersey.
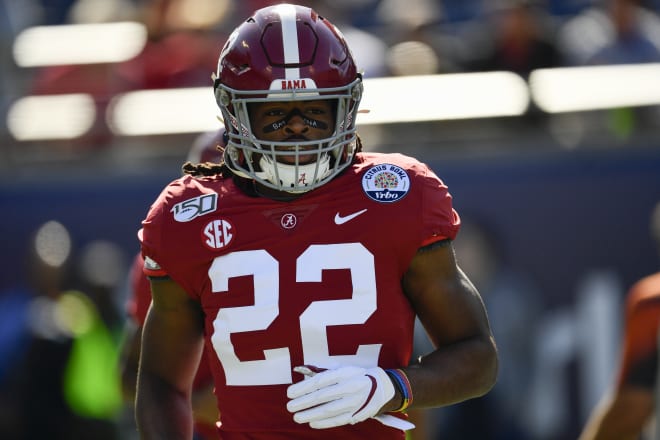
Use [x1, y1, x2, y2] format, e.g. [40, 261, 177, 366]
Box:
[139, 152, 460, 439]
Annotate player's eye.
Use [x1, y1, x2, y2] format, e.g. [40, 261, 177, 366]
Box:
[306, 107, 326, 116]
[264, 109, 285, 117]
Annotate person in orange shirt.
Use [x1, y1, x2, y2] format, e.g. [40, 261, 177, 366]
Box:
[579, 201, 660, 440]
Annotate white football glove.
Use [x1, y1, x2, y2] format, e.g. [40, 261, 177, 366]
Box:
[286, 365, 395, 429]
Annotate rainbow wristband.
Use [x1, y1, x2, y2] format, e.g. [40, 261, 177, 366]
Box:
[385, 368, 413, 412]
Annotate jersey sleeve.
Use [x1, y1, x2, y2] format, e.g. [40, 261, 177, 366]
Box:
[138, 180, 175, 277]
[419, 164, 461, 246]
[137, 176, 217, 301]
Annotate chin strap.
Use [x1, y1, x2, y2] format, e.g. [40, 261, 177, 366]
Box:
[258, 154, 330, 191]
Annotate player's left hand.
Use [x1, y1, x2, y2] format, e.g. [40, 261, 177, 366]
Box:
[286, 365, 395, 429]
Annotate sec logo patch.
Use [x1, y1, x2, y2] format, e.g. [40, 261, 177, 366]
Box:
[361, 164, 410, 203]
[202, 219, 235, 250]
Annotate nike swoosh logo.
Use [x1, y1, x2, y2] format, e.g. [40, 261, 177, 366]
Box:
[334, 208, 368, 225]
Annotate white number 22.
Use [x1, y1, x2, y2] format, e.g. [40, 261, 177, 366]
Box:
[208, 243, 381, 386]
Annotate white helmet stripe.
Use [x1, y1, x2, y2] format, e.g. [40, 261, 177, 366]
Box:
[274, 4, 300, 80]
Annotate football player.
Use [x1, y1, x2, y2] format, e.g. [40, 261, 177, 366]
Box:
[136, 4, 498, 439]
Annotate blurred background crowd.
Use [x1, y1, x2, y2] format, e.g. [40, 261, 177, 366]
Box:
[1, 0, 660, 439]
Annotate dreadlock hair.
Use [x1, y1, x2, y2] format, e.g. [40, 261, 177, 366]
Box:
[354, 134, 364, 154]
[181, 160, 229, 177]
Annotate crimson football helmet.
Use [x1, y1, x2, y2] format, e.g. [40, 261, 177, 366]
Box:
[213, 3, 363, 193]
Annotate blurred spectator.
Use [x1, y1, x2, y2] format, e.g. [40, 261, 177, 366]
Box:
[386, 40, 443, 76]
[557, 0, 660, 66]
[36, 0, 78, 24]
[0, 220, 76, 439]
[546, 0, 593, 16]
[376, 0, 467, 76]
[24, 0, 139, 149]
[440, 0, 485, 23]
[0, 221, 123, 440]
[555, 0, 660, 142]
[341, 26, 389, 78]
[579, 201, 660, 440]
[76, 239, 127, 329]
[465, 0, 563, 78]
[111, 0, 231, 91]
[62, 239, 127, 432]
[22, 0, 230, 150]
[646, 0, 660, 13]
[378, 0, 443, 32]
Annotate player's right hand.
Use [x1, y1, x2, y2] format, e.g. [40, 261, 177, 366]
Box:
[286, 365, 395, 429]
